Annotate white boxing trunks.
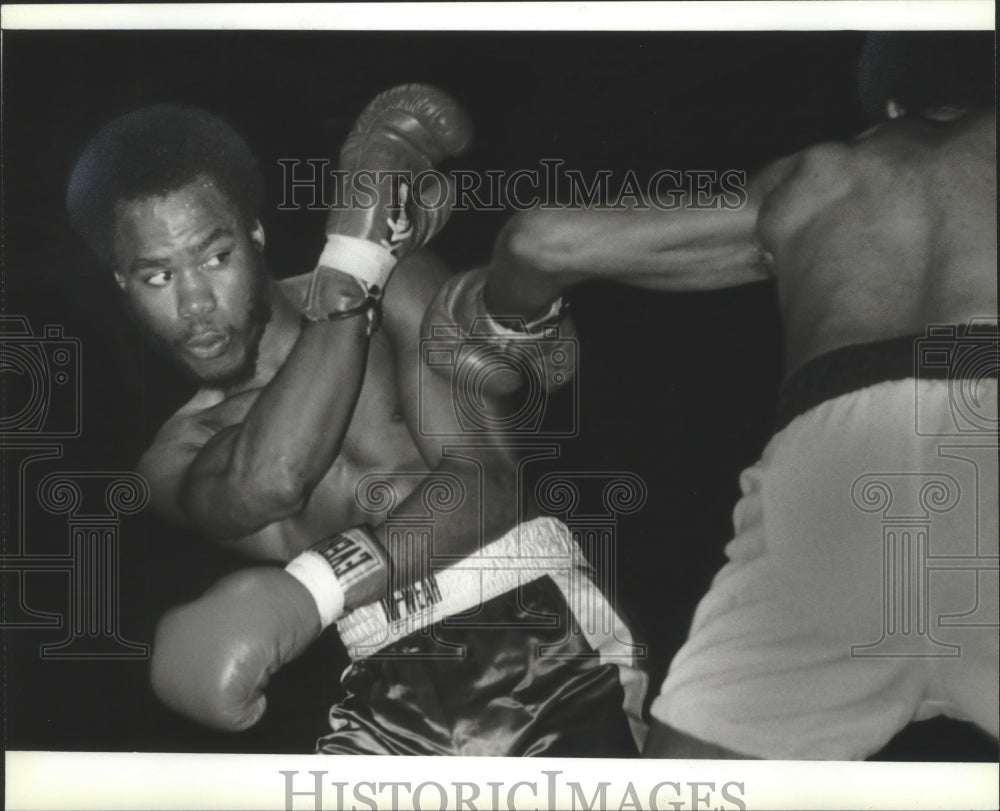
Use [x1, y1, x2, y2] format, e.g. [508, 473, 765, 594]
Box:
[652, 325, 999, 759]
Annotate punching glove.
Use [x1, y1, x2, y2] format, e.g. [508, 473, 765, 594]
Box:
[420, 267, 577, 398]
[151, 527, 389, 731]
[304, 84, 474, 326]
[150, 568, 321, 732]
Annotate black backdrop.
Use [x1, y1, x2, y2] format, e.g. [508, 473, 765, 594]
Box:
[2, 29, 995, 759]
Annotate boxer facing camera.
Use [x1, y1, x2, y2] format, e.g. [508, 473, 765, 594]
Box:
[419, 316, 579, 437]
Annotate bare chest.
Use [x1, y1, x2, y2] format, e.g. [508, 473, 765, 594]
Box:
[335, 334, 423, 470]
[201, 334, 427, 540]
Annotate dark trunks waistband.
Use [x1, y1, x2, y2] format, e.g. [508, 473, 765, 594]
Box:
[773, 320, 999, 433]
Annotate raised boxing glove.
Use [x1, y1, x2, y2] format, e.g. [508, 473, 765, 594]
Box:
[304, 84, 474, 325]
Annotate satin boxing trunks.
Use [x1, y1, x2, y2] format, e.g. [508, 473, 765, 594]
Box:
[316, 516, 648, 756]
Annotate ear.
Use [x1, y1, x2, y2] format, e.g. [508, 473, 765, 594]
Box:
[885, 99, 905, 119]
[113, 270, 127, 291]
[250, 219, 265, 251]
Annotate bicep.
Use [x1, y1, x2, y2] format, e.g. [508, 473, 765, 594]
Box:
[139, 433, 307, 561]
[507, 158, 805, 292]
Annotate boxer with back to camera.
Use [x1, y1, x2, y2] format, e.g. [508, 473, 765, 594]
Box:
[446, 32, 997, 760]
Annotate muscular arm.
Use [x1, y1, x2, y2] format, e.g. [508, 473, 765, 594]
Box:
[140, 254, 522, 578]
[139, 275, 373, 544]
[484, 158, 799, 319]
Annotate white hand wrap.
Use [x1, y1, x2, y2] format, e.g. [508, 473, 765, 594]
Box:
[317, 234, 397, 297]
[284, 526, 388, 630]
[475, 295, 566, 338]
[284, 551, 346, 629]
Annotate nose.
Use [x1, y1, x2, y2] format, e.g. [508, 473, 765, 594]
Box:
[176, 270, 216, 319]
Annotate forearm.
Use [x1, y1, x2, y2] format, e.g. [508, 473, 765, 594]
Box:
[181, 314, 370, 537]
[485, 201, 768, 299]
[485, 206, 650, 314]
[179, 80, 475, 539]
[284, 448, 528, 612]
[482, 212, 571, 320]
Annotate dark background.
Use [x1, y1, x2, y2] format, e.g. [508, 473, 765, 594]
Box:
[2, 30, 995, 759]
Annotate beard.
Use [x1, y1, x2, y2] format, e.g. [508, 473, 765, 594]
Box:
[125, 259, 273, 391]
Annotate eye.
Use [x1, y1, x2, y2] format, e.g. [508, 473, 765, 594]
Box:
[203, 251, 232, 269]
[145, 270, 172, 288]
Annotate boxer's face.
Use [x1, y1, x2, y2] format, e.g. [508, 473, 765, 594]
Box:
[112, 178, 271, 387]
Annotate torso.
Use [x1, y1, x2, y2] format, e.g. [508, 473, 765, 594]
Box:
[756, 109, 997, 375]
[176, 274, 429, 550]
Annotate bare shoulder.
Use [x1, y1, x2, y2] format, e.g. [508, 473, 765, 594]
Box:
[938, 108, 995, 161]
[797, 140, 855, 164]
[753, 143, 857, 248]
[757, 137, 893, 205]
[747, 149, 811, 205]
[851, 110, 995, 159]
[764, 140, 852, 179]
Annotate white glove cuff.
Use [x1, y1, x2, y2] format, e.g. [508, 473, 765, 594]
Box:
[318, 234, 397, 295]
[284, 551, 346, 629]
[483, 296, 567, 336]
